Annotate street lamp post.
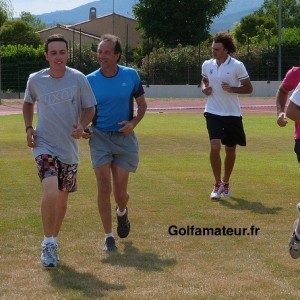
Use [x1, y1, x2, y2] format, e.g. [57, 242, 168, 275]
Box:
[278, 0, 282, 80]
[112, 0, 115, 34]
[0, 54, 2, 105]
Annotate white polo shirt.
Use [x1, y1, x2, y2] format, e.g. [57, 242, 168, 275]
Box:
[202, 55, 249, 116]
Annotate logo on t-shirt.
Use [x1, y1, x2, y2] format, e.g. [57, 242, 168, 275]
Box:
[41, 87, 76, 106]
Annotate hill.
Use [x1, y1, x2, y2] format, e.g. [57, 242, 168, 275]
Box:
[35, 0, 264, 31]
[211, 0, 264, 32]
[35, 0, 136, 25]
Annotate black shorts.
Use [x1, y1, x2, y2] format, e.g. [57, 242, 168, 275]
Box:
[204, 112, 246, 147]
[294, 139, 300, 163]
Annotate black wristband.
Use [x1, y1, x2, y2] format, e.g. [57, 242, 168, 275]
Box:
[25, 126, 33, 133]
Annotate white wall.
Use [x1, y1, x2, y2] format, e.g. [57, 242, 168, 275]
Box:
[143, 81, 281, 98]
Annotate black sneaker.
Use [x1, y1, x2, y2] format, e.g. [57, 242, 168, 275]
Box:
[103, 236, 117, 252]
[116, 207, 131, 238]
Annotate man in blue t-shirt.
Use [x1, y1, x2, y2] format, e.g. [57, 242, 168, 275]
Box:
[85, 34, 147, 251]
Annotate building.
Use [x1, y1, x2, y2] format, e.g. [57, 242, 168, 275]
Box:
[37, 8, 142, 49]
[38, 24, 101, 48]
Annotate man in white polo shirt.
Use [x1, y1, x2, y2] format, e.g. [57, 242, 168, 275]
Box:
[201, 32, 253, 200]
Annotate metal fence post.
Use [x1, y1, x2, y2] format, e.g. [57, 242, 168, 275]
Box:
[0, 54, 2, 105]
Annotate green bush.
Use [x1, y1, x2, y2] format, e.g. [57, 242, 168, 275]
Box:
[2, 29, 300, 92]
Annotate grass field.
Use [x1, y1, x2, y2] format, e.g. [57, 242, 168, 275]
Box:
[1, 110, 300, 299]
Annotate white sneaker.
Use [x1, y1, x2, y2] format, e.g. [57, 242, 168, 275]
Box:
[53, 243, 59, 262]
[210, 183, 224, 200]
[41, 242, 57, 267]
[288, 219, 300, 259]
[222, 182, 232, 197]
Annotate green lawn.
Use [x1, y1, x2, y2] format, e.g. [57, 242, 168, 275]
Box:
[1, 112, 299, 299]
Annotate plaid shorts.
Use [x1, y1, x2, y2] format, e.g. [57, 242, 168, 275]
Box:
[35, 154, 78, 192]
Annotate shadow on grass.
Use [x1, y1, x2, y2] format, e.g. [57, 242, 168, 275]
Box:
[218, 197, 283, 214]
[48, 264, 125, 298]
[101, 241, 177, 271]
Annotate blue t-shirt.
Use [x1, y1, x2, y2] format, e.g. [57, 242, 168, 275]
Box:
[87, 65, 144, 132]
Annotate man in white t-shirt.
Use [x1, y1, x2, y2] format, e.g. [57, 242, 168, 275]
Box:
[201, 32, 253, 200]
[23, 34, 96, 267]
[286, 84, 300, 259]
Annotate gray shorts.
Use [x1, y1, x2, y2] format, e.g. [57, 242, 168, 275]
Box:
[89, 127, 139, 172]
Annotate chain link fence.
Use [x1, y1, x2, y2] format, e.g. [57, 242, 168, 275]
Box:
[1, 52, 300, 97]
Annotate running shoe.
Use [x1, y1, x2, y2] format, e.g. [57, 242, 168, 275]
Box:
[116, 207, 131, 238]
[289, 219, 300, 259]
[103, 236, 117, 251]
[53, 243, 59, 262]
[210, 182, 224, 200]
[41, 242, 57, 267]
[222, 182, 232, 197]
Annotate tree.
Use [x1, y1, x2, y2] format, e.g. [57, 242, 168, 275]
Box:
[20, 12, 46, 31]
[233, 15, 266, 44]
[0, 0, 13, 27]
[255, 0, 300, 28]
[0, 8, 7, 27]
[0, 20, 41, 47]
[133, 0, 230, 47]
[0, 0, 13, 18]
[234, 0, 300, 47]
[233, 15, 276, 44]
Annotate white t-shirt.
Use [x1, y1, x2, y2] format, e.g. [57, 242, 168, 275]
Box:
[290, 82, 300, 106]
[24, 67, 97, 164]
[202, 56, 249, 116]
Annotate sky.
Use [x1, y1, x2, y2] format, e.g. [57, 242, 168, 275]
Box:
[10, 0, 94, 16]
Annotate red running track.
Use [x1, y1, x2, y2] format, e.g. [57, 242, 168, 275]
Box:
[0, 98, 276, 116]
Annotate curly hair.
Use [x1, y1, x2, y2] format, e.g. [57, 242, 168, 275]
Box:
[213, 32, 236, 54]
